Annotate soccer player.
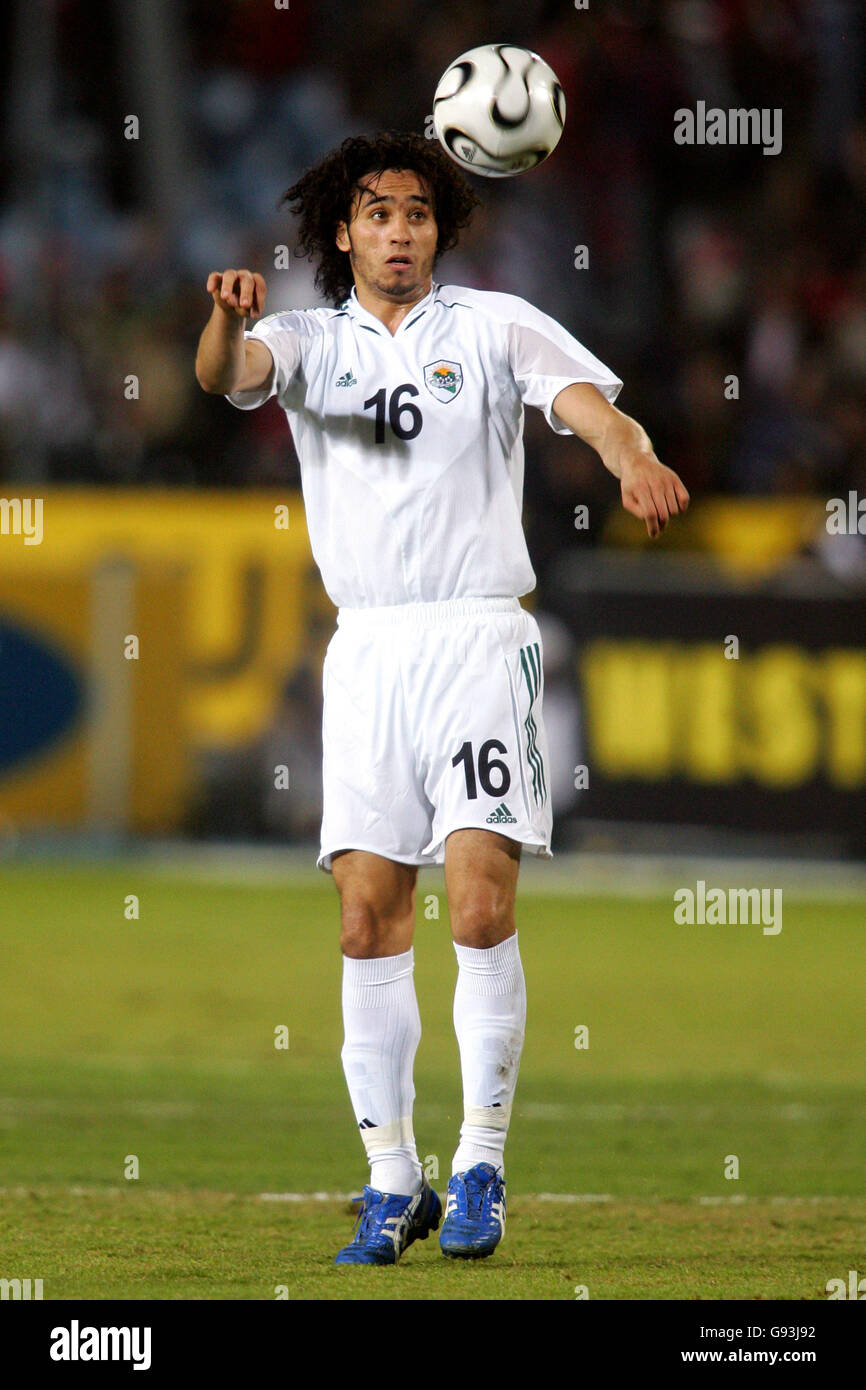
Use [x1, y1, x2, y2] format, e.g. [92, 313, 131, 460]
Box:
[195, 131, 688, 1265]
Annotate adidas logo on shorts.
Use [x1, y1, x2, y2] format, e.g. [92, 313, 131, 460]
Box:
[486, 802, 517, 824]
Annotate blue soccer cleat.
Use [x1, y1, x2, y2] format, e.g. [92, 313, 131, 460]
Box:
[334, 1181, 442, 1265]
[439, 1162, 506, 1259]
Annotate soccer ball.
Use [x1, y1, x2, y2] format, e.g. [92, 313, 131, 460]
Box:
[432, 44, 566, 178]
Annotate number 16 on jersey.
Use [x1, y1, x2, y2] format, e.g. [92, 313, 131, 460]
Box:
[364, 384, 423, 444]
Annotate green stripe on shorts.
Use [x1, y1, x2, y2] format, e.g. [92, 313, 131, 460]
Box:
[519, 643, 547, 807]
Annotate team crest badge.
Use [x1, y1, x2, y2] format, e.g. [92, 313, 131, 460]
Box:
[424, 360, 463, 402]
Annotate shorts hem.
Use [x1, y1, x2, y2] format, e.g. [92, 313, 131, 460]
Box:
[317, 833, 552, 873]
[424, 825, 553, 863]
[317, 843, 433, 875]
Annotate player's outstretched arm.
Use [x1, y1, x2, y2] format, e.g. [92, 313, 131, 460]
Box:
[552, 382, 690, 539]
[195, 268, 274, 395]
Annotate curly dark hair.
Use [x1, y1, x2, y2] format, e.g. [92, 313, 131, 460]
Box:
[282, 131, 481, 306]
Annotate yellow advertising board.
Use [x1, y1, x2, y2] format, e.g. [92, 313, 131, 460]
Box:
[0, 563, 188, 831]
[0, 489, 332, 831]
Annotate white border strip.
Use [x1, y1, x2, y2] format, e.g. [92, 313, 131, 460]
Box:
[0, 1186, 856, 1206]
[14, 844, 863, 902]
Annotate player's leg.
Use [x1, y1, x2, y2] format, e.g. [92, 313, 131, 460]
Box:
[444, 827, 524, 1171]
[332, 849, 441, 1263]
[440, 827, 524, 1257]
[320, 609, 448, 1261]
[333, 845, 422, 1195]
[333, 848, 421, 1193]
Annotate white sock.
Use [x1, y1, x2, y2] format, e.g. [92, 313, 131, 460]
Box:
[451, 933, 526, 1178]
[341, 949, 422, 1196]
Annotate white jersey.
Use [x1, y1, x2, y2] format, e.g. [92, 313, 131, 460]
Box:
[227, 282, 622, 608]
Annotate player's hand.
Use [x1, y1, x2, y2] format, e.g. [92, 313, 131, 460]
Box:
[619, 451, 690, 539]
[206, 269, 266, 320]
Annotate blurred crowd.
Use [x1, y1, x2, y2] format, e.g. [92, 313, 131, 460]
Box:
[0, 0, 864, 587]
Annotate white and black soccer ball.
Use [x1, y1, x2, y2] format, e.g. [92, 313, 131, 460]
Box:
[432, 44, 566, 178]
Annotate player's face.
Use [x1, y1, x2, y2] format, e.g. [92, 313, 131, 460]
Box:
[335, 169, 438, 303]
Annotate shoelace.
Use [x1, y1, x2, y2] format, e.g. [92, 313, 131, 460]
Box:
[463, 1176, 489, 1218]
[353, 1194, 384, 1242]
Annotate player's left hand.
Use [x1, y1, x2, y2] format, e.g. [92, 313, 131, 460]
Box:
[619, 451, 690, 539]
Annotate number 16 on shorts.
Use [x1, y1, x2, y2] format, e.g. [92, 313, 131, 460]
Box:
[452, 740, 511, 800]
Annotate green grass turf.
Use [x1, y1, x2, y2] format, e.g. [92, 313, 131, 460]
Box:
[0, 862, 863, 1300]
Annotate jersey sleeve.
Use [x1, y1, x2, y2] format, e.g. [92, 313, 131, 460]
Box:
[225, 312, 304, 410]
[506, 300, 623, 434]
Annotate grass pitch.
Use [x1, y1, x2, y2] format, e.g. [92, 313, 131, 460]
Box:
[0, 859, 863, 1300]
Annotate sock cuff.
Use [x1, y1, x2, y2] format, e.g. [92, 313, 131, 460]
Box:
[342, 948, 415, 1006]
[453, 933, 522, 994]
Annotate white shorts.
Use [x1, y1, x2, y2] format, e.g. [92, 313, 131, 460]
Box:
[317, 597, 553, 872]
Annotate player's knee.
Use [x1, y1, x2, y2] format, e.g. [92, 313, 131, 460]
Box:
[339, 901, 411, 958]
[339, 903, 379, 957]
[450, 893, 515, 949]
